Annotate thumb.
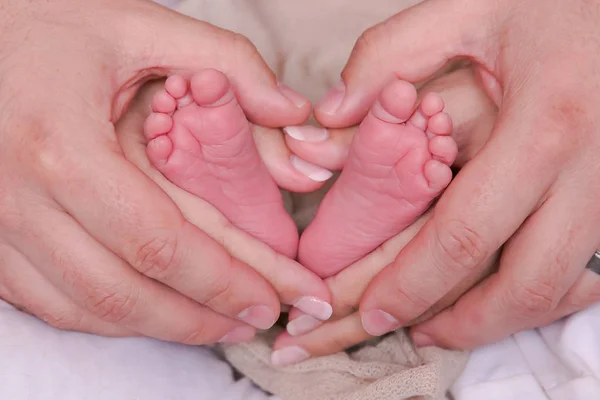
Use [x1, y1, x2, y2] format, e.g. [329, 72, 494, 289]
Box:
[115, 1, 311, 128]
[314, 0, 494, 128]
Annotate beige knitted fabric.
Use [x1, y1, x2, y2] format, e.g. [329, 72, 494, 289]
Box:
[222, 329, 468, 400]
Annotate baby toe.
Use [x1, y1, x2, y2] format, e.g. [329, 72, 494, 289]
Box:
[424, 159, 453, 192]
[409, 92, 445, 130]
[151, 89, 177, 114]
[144, 113, 173, 140]
[429, 136, 458, 165]
[146, 135, 173, 169]
[371, 79, 418, 124]
[427, 112, 453, 137]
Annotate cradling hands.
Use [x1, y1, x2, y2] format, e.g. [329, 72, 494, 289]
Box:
[305, 0, 600, 349]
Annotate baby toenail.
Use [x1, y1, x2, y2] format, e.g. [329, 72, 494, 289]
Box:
[290, 156, 333, 182]
[177, 94, 194, 109]
[271, 346, 310, 366]
[316, 79, 346, 115]
[278, 83, 309, 108]
[361, 309, 401, 336]
[284, 126, 329, 142]
[293, 296, 333, 320]
[287, 315, 322, 336]
[237, 305, 277, 330]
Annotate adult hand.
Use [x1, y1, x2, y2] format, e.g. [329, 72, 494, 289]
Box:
[312, 0, 600, 348]
[0, 0, 332, 344]
[270, 211, 498, 364]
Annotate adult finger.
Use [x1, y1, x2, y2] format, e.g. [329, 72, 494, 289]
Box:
[252, 125, 333, 192]
[314, 0, 496, 128]
[410, 189, 600, 348]
[111, 0, 311, 127]
[284, 126, 356, 171]
[359, 92, 571, 336]
[2, 200, 256, 344]
[411, 267, 600, 349]
[272, 313, 371, 365]
[0, 243, 134, 337]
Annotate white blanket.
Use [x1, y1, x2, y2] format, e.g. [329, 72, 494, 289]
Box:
[454, 303, 600, 400]
[1, 298, 600, 399]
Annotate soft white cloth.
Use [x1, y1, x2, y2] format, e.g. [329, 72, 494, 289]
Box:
[0, 299, 274, 400]
[2, 298, 600, 400]
[451, 302, 600, 400]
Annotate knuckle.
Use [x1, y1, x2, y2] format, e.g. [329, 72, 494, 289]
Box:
[86, 289, 138, 324]
[197, 268, 234, 308]
[229, 31, 256, 53]
[177, 324, 215, 345]
[20, 116, 73, 178]
[525, 88, 591, 163]
[508, 280, 557, 318]
[388, 274, 432, 316]
[542, 85, 591, 136]
[354, 23, 387, 57]
[226, 32, 263, 66]
[526, 124, 573, 167]
[38, 310, 80, 331]
[133, 234, 180, 279]
[33, 141, 71, 178]
[327, 275, 358, 317]
[434, 219, 488, 273]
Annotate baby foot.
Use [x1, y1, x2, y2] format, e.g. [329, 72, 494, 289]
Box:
[299, 79, 457, 277]
[144, 69, 298, 258]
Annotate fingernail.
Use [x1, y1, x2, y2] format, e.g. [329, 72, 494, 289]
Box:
[237, 305, 277, 330]
[283, 126, 329, 142]
[177, 94, 194, 109]
[290, 156, 333, 182]
[361, 309, 401, 336]
[271, 346, 310, 366]
[218, 326, 256, 343]
[278, 83, 309, 108]
[293, 296, 333, 320]
[287, 315, 322, 336]
[411, 332, 437, 347]
[316, 79, 346, 115]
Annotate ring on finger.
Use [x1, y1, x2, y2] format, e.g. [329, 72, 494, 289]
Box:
[585, 251, 600, 274]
